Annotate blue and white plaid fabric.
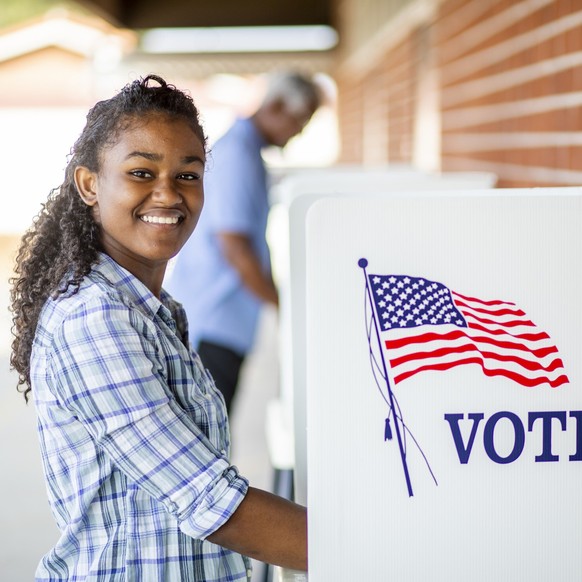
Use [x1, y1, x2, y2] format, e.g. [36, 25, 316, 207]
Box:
[31, 253, 251, 581]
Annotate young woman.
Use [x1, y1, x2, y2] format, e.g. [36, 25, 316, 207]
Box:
[10, 75, 306, 581]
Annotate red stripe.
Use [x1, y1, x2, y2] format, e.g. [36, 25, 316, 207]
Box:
[386, 330, 464, 349]
[467, 321, 551, 342]
[384, 330, 558, 358]
[385, 329, 556, 358]
[389, 342, 564, 373]
[454, 299, 526, 318]
[452, 291, 516, 307]
[393, 356, 569, 388]
[462, 311, 536, 328]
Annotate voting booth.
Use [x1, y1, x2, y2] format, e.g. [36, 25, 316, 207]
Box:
[267, 169, 497, 506]
[304, 190, 582, 580]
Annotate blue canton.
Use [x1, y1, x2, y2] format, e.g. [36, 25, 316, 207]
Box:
[369, 274, 468, 331]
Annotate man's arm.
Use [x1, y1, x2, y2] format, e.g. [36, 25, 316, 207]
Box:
[207, 486, 307, 571]
[218, 232, 279, 306]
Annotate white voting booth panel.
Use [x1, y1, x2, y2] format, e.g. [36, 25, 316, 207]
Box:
[270, 169, 497, 506]
[272, 169, 497, 206]
[305, 191, 582, 581]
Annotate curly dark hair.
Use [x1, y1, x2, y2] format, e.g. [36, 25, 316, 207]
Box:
[10, 74, 207, 402]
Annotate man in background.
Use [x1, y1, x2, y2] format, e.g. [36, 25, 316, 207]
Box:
[165, 70, 322, 413]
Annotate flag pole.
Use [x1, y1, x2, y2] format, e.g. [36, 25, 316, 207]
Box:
[359, 258, 414, 497]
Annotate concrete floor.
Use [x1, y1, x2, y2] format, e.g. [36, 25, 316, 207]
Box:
[0, 242, 279, 582]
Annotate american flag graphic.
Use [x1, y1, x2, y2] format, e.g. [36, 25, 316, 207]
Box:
[367, 274, 569, 388]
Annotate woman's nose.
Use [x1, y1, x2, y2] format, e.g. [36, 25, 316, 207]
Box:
[153, 177, 182, 204]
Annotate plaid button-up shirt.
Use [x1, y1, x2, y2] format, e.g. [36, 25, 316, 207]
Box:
[31, 253, 251, 581]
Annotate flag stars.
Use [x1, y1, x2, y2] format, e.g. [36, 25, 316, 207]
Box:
[370, 274, 469, 331]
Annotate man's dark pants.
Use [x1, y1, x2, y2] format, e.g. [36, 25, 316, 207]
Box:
[197, 340, 245, 414]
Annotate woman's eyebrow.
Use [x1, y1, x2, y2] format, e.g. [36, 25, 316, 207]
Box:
[183, 155, 205, 165]
[125, 151, 162, 161]
[124, 151, 204, 164]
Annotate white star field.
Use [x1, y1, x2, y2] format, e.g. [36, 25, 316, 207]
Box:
[369, 275, 467, 330]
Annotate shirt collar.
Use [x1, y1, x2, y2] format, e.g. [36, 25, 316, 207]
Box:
[93, 253, 172, 321]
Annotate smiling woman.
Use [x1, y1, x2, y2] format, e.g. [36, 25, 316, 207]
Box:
[74, 113, 206, 295]
[9, 75, 307, 581]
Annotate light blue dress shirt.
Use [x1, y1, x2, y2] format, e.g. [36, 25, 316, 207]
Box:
[31, 253, 251, 581]
[165, 117, 272, 355]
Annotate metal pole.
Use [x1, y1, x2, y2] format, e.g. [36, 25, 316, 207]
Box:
[359, 258, 414, 497]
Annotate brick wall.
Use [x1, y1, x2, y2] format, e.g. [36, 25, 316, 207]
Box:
[335, 0, 582, 187]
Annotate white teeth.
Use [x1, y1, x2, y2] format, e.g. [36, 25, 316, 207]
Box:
[141, 215, 180, 224]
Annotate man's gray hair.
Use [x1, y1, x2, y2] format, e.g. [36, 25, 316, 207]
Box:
[262, 71, 322, 115]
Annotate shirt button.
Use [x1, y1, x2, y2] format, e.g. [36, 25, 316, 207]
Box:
[246, 569, 252, 579]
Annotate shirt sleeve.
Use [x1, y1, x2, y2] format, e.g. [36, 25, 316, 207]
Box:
[48, 295, 248, 540]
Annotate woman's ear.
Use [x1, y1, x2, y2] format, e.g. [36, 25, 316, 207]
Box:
[74, 166, 98, 207]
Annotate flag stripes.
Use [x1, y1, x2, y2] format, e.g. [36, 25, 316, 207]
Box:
[368, 274, 569, 388]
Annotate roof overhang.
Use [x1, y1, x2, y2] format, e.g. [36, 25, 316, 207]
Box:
[77, 0, 333, 29]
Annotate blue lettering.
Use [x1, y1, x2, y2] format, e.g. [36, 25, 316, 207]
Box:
[528, 411, 567, 462]
[447, 411, 582, 464]
[444, 413, 484, 464]
[569, 411, 582, 462]
[483, 411, 525, 464]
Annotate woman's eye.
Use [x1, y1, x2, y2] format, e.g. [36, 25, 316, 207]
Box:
[178, 173, 200, 181]
[130, 170, 152, 178]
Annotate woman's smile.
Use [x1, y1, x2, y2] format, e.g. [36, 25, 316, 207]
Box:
[139, 214, 183, 225]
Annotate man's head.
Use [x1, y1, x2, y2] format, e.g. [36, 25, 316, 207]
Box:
[252, 71, 322, 147]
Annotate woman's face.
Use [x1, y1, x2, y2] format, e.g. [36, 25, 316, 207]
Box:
[75, 113, 205, 288]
